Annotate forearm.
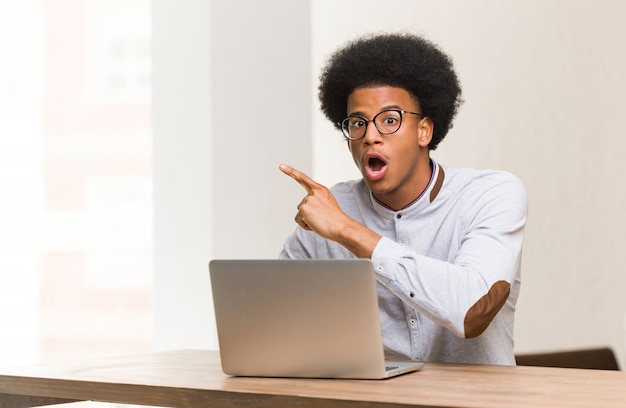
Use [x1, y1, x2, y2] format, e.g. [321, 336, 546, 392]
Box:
[372, 235, 522, 339]
[334, 218, 382, 259]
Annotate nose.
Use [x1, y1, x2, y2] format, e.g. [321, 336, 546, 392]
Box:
[362, 121, 384, 145]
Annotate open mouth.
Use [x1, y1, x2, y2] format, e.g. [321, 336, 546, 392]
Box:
[364, 154, 388, 181]
[368, 157, 386, 172]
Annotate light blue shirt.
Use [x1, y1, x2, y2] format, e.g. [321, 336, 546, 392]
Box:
[280, 161, 527, 365]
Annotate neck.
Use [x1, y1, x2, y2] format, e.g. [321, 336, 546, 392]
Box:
[373, 159, 434, 211]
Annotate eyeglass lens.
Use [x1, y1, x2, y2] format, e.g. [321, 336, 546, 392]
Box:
[342, 110, 403, 140]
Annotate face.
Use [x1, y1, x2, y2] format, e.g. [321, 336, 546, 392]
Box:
[346, 86, 433, 210]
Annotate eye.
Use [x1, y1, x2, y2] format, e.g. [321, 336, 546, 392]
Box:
[383, 116, 398, 125]
[377, 111, 401, 129]
[349, 117, 367, 129]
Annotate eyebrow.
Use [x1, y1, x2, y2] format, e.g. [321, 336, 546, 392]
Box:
[348, 105, 404, 118]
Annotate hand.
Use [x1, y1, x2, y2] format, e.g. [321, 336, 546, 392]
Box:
[279, 163, 382, 258]
[279, 163, 346, 240]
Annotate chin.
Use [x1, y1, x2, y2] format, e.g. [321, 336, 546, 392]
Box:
[364, 180, 391, 196]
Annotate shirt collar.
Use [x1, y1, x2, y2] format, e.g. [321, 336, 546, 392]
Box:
[370, 159, 445, 213]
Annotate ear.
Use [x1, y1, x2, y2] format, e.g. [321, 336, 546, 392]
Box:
[417, 117, 434, 148]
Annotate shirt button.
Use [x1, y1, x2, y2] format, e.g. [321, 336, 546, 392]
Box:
[409, 292, 415, 298]
[410, 319, 416, 325]
[377, 265, 383, 271]
[396, 213, 402, 219]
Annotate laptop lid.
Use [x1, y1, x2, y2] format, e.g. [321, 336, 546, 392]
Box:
[208, 259, 423, 379]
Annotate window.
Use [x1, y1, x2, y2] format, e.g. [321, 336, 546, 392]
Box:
[0, 0, 153, 366]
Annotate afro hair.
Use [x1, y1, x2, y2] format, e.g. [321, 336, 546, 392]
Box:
[318, 32, 463, 150]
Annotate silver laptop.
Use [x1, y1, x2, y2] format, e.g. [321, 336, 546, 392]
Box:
[208, 259, 424, 379]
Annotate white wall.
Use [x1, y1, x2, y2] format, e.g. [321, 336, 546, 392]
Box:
[152, 0, 214, 350]
[152, 0, 311, 350]
[154, 0, 626, 367]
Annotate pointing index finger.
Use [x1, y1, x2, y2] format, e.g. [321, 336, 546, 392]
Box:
[279, 163, 321, 193]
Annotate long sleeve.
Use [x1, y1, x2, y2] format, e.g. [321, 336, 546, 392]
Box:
[279, 162, 527, 365]
[371, 173, 526, 338]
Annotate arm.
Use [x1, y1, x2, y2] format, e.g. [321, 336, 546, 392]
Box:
[373, 177, 527, 338]
[280, 164, 527, 339]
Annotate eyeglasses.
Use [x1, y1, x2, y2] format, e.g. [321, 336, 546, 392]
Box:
[340, 109, 423, 141]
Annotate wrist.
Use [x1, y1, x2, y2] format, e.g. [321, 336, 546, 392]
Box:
[336, 219, 381, 259]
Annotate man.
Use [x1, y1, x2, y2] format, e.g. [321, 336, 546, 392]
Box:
[279, 33, 527, 365]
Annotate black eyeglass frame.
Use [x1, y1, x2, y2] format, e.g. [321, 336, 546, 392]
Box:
[339, 109, 424, 141]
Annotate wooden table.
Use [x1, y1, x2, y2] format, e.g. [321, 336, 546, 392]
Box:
[0, 349, 625, 408]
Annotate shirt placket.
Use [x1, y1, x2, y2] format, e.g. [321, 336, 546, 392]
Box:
[393, 210, 422, 361]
